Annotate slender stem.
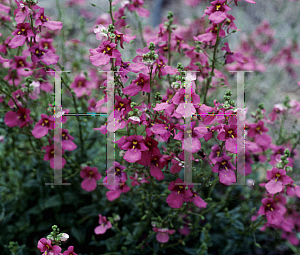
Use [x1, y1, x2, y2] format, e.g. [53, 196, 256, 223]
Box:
[148, 65, 153, 104]
[109, 0, 115, 26]
[276, 113, 286, 145]
[0, 81, 19, 109]
[203, 23, 222, 105]
[91, 3, 109, 13]
[61, 75, 85, 161]
[56, 0, 66, 65]
[134, 11, 146, 47]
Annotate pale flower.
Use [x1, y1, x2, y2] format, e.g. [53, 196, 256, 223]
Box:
[94, 25, 108, 41]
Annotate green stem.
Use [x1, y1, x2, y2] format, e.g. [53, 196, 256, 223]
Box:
[203, 23, 222, 105]
[61, 75, 85, 161]
[134, 11, 146, 47]
[109, 0, 115, 26]
[56, 0, 66, 65]
[148, 65, 153, 104]
[276, 113, 286, 145]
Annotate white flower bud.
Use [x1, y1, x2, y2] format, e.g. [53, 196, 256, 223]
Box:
[60, 233, 69, 242]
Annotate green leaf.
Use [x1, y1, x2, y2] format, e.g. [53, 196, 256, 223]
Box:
[255, 243, 261, 248]
[71, 226, 86, 244]
[180, 247, 197, 255]
[232, 220, 244, 231]
[43, 195, 62, 209]
[77, 204, 98, 216]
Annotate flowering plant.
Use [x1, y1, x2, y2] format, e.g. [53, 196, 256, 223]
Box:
[1, 0, 300, 254]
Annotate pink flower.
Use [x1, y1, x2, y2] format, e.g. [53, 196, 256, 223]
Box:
[37, 238, 61, 255]
[172, 87, 201, 118]
[268, 103, 287, 123]
[104, 178, 130, 201]
[114, 29, 136, 49]
[94, 214, 112, 235]
[126, 0, 150, 18]
[174, 121, 202, 153]
[8, 23, 34, 48]
[166, 178, 193, 208]
[137, 153, 165, 180]
[221, 42, 238, 64]
[208, 144, 226, 164]
[212, 155, 236, 173]
[122, 73, 150, 96]
[14, 1, 31, 24]
[70, 75, 92, 98]
[4, 107, 32, 128]
[61, 129, 77, 151]
[115, 59, 145, 77]
[281, 231, 299, 246]
[42, 142, 66, 169]
[258, 198, 285, 225]
[265, 168, 293, 194]
[186, 189, 207, 208]
[286, 181, 300, 198]
[32, 114, 55, 138]
[35, 8, 63, 30]
[153, 228, 175, 243]
[39, 38, 56, 53]
[217, 124, 237, 154]
[219, 168, 236, 185]
[93, 24, 108, 41]
[29, 44, 59, 65]
[10, 55, 32, 76]
[290, 99, 300, 118]
[129, 172, 150, 186]
[212, 155, 236, 185]
[153, 55, 177, 79]
[247, 120, 272, 147]
[234, 0, 256, 5]
[108, 161, 127, 183]
[63, 246, 77, 255]
[202, 0, 232, 24]
[90, 41, 122, 66]
[0, 54, 9, 63]
[116, 135, 149, 163]
[80, 166, 102, 192]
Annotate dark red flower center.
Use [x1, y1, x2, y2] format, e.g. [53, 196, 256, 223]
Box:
[227, 129, 235, 138]
[42, 119, 49, 126]
[62, 133, 68, 140]
[215, 4, 222, 11]
[17, 113, 27, 121]
[266, 203, 274, 211]
[132, 140, 138, 149]
[117, 102, 124, 110]
[18, 60, 24, 67]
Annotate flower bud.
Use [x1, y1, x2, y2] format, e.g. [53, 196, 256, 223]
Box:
[148, 42, 155, 51]
[177, 62, 184, 71]
[167, 11, 174, 19]
[130, 102, 137, 107]
[225, 89, 232, 96]
[284, 149, 290, 157]
[109, 33, 116, 39]
[229, 100, 235, 106]
[60, 233, 69, 242]
[258, 103, 264, 109]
